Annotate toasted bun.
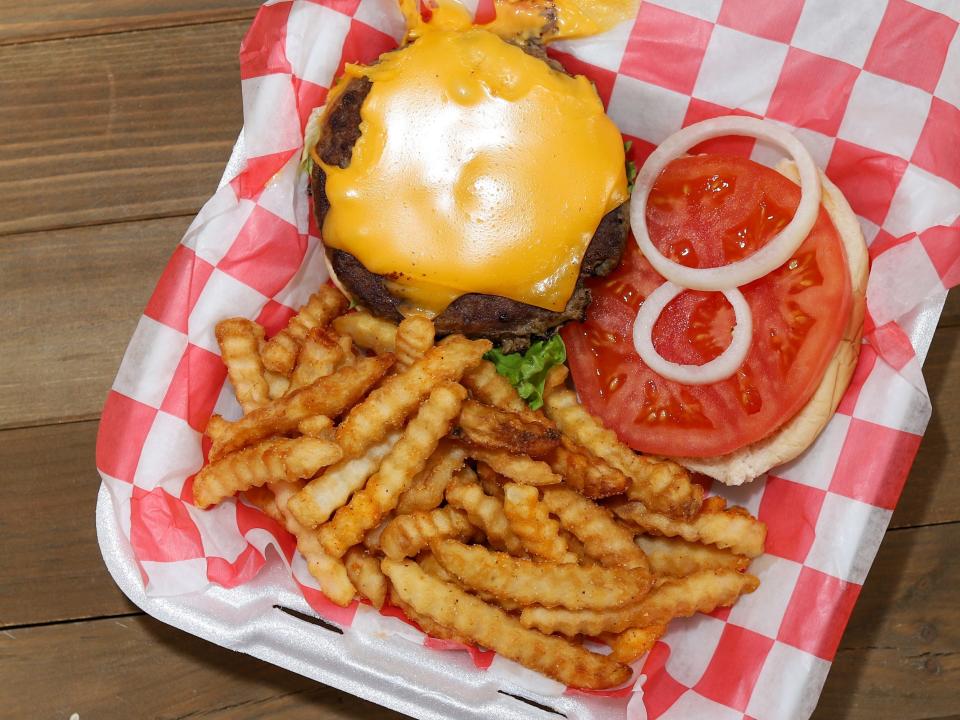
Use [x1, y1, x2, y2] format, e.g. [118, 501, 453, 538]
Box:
[674, 161, 869, 486]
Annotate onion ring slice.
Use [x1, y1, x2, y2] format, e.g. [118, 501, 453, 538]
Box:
[632, 282, 753, 385]
[631, 116, 821, 291]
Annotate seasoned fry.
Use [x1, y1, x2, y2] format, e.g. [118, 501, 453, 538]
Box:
[462, 359, 528, 413]
[380, 507, 476, 560]
[418, 551, 521, 612]
[205, 414, 230, 445]
[455, 400, 560, 458]
[543, 364, 569, 396]
[502, 482, 575, 562]
[344, 546, 389, 609]
[288, 327, 345, 391]
[614, 499, 766, 559]
[395, 315, 435, 369]
[634, 534, 750, 577]
[297, 414, 334, 439]
[544, 388, 702, 518]
[445, 475, 525, 556]
[209, 355, 393, 460]
[520, 569, 760, 637]
[333, 311, 398, 355]
[383, 559, 631, 689]
[396, 441, 467, 514]
[540, 487, 648, 569]
[336, 336, 490, 459]
[431, 540, 652, 610]
[388, 586, 465, 642]
[320, 383, 468, 557]
[363, 516, 391, 552]
[476, 462, 504, 499]
[288, 433, 400, 528]
[465, 446, 561, 486]
[264, 369, 291, 399]
[193, 437, 342, 509]
[216, 318, 270, 413]
[268, 480, 357, 606]
[262, 286, 348, 374]
[602, 625, 667, 664]
[547, 436, 629, 499]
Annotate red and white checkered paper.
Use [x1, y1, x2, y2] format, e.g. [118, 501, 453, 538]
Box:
[96, 0, 960, 717]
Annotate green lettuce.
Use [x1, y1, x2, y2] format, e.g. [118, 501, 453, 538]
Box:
[484, 335, 567, 411]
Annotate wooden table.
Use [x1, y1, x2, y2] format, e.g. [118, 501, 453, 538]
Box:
[1, 4, 957, 718]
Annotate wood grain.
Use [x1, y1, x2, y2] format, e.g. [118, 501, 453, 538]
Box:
[0, 216, 190, 430]
[0, 614, 403, 720]
[0, 420, 135, 628]
[0, 20, 244, 236]
[939, 289, 959, 328]
[0, 1, 259, 45]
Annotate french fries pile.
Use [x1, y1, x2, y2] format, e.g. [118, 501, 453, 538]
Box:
[196, 285, 767, 689]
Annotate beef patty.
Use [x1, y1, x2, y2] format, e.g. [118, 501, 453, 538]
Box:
[310, 60, 630, 352]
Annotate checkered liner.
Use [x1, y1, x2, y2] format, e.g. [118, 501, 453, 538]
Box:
[96, 0, 960, 717]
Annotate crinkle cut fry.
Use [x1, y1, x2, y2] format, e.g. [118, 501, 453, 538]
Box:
[462, 359, 529, 414]
[396, 441, 467, 514]
[519, 568, 760, 637]
[215, 318, 270, 413]
[288, 327, 346, 392]
[395, 314, 435, 369]
[465, 446, 561, 486]
[430, 539, 652, 610]
[288, 433, 400, 528]
[455, 400, 560, 458]
[333, 311, 398, 355]
[193, 436, 342, 509]
[380, 507, 476, 560]
[382, 559, 632, 689]
[268, 481, 357, 607]
[601, 624, 667, 664]
[262, 286, 348, 375]
[336, 336, 490, 459]
[540, 487, 648, 569]
[502, 482, 574, 562]
[297, 415, 334, 439]
[547, 436, 629, 499]
[208, 355, 393, 460]
[320, 382, 468, 557]
[387, 586, 465, 643]
[344, 546, 389, 609]
[543, 388, 702, 518]
[614, 500, 766, 559]
[634, 534, 750, 576]
[445, 475, 525, 556]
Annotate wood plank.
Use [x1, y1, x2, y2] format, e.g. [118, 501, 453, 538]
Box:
[0, 420, 136, 628]
[0, 1, 259, 45]
[939, 289, 959, 329]
[0, 614, 405, 720]
[890, 325, 960, 529]
[814, 523, 960, 720]
[0, 216, 190, 429]
[0, 20, 244, 236]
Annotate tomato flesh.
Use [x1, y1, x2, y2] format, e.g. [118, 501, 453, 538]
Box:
[562, 155, 853, 458]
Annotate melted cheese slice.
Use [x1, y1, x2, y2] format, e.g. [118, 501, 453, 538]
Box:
[319, 23, 628, 314]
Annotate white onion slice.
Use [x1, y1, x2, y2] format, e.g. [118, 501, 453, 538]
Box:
[632, 282, 753, 385]
[631, 116, 821, 291]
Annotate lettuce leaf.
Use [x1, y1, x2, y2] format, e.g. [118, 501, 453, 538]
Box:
[484, 335, 567, 411]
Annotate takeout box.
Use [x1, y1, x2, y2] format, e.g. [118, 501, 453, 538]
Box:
[96, 1, 960, 717]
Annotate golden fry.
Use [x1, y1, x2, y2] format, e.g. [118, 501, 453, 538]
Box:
[431, 540, 652, 610]
[540, 487, 648, 569]
[476, 462, 505, 499]
[288, 433, 400, 528]
[502, 483, 574, 562]
[320, 382, 467, 557]
[209, 355, 393, 460]
[193, 437, 341, 509]
[634, 534, 750, 577]
[543, 364, 569, 397]
[382, 558, 632, 689]
[395, 315, 435, 370]
[388, 586, 465, 642]
[455, 400, 560, 458]
[601, 625, 667, 664]
[288, 327, 345, 392]
[297, 414, 334, 439]
[544, 388, 703, 518]
[418, 552, 521, 612]
[520, 569, 760, 637]
[262, 286, 348, 374]
[614, 499, 766, 559]
[445, 474, 525, 556]
[336, 336, 490, 459]
[363, 515, 391, 552]
[461, 360, 528, 413]
[396, 441, 467, 514]
[264, 369, 291, 399]
[332, 311, 398, 355]
[547, 437, 629, 499]
[215, 318, 270, 413]
[465, 446, 561, 486]
[380, 507, 476, 560]
[344, 546, 389, 609]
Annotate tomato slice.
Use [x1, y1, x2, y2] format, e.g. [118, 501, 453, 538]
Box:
[562, 155, 853, 458]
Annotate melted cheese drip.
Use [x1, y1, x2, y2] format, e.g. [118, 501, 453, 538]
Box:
[490, 0, 638, 40]
[320, 6, 628, 314]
